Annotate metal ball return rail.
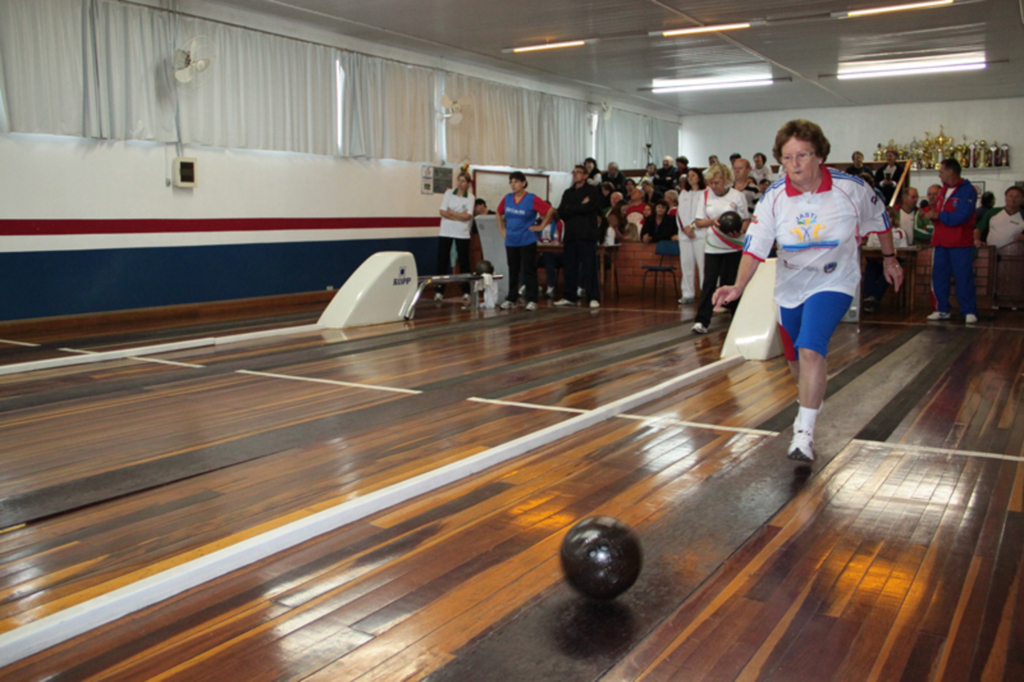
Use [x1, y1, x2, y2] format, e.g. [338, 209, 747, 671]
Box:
[403, 273, 504, 320]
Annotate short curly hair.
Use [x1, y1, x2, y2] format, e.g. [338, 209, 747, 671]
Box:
[773, 119, 831, 163]
[704, 162, 734, 185]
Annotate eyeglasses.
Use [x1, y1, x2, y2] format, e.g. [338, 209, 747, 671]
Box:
[781, 151, 815, 164]
[572, 169, 586, 174]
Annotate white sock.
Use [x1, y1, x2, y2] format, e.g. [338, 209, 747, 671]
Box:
[795, 406, 819, 435]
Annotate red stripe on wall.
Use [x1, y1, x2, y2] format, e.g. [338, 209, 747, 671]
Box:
[0, 217, 441, 236]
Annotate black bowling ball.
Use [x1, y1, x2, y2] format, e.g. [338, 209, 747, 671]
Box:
[560, 517, 642, 600]
[718, 211, 743, 236]
[474, 259, 495, 275]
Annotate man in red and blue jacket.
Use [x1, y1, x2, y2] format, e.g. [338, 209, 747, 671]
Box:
[926, 158, 978, 324]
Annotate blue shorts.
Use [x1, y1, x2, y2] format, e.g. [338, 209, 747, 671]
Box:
[778, 291, 853, 361]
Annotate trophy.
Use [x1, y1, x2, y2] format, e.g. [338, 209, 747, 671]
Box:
[1000, 143, 1010, 167]
[990, 141, 999, 167]
[973, 140, 987, 168]
[957, 136, 971, 168]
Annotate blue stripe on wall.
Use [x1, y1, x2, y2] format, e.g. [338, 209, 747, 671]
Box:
[0, 238, 436, 321]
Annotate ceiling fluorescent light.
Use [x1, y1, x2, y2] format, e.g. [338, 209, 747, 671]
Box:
[658, 22, 751, 37]
[651, 76, 773, 93]
[837, 55, 985, 79]
[834, 0, 953, 19]
[505, 40, 591, 54]
[837, 61, 985, 79]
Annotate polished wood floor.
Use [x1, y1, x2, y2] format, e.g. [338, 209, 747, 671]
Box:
[0, 295, 1022, 680]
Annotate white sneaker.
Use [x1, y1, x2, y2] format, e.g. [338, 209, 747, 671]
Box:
[927, 311, 951, 321]
[434, 292, 444, 301]
[546, 286, 555, 298]
[788, 429, 815, 462]
[691, 322, 708, 334]
[553, 299, 575, 307]
[525, 301, 538, 311]
[965, 313, 978, 324]
[500, 300, 514, 310]
[589, 300, 600, 309]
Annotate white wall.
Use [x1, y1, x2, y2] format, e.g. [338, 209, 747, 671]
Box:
[0, 134, 440, 220]
[0, 133, 570, 221]
[681, 97, 1024, 198]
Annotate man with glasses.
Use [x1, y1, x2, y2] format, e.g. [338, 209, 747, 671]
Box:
[713, 119, 902, 463]
[554, 165, 603, 308]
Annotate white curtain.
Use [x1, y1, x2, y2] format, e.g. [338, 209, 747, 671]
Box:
[445, 72, 544, 169]
[88, 0, 176, 141]
[174, 14, 337, 154]
[539, 94, 589, 172]
[0, 0, 337, 154]
[0, 0, 595, 164]
[0, 31, 8, 134]
[651, 118, 680, 162]
[0, 0, 88, 136]
[596, 109, 651, 169]
[339, 51, 434, 162]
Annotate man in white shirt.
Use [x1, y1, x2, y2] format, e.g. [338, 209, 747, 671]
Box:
[749, 152, 774, 185]
[897, 187, 919, 244]
[976, 186, 1024, 249]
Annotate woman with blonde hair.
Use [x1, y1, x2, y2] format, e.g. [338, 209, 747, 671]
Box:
[691, 162, 749, 334]
[435, 171, 475, 301]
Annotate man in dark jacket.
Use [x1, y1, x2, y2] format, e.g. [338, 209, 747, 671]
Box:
[554, 165, 603, 308]
[655, 155, 679, 193]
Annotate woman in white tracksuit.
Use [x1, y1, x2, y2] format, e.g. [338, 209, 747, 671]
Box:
[675, 167, 707, 304]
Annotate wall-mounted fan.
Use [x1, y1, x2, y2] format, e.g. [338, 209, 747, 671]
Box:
[439, 93, 473, 125]
[173, 36, 214, 88]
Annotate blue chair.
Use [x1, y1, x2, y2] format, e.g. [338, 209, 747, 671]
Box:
[641, 240, 680, 302]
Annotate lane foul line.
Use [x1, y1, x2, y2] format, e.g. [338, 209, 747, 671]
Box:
[466, 396, 779, 436]
[0, 339, 41, 348]
[852, 438, 1024, 462]
[59, 348, 205, 369]
[237, 369, 422, 395]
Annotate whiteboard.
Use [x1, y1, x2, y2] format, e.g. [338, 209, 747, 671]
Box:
[473, 170, 549, 214]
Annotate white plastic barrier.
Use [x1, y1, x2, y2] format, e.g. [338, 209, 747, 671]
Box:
[318, 252, 418, 329]
[721, 258, 783, 361]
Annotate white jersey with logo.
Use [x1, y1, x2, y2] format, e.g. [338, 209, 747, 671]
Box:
[438, 189, 475, 239]
[695, 187, 749, 254]
[987, 209, 1024, 249]
[743, 167, 889, 308]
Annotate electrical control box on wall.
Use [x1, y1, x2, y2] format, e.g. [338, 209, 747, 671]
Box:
[173, 157, 197, 188]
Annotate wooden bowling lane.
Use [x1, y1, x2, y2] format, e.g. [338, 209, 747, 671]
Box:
[0, 416, 775, 681]
[0, 308, 325, 366]
[888, 327, 1024, 456]
[3, 306, 1021, 678]
[1, 318, 989, 680]
[0, 308, 713, 638]
[605, 441, 1024, 682]
[0, 399, 572, 636]
[0, 309, 692, 526]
